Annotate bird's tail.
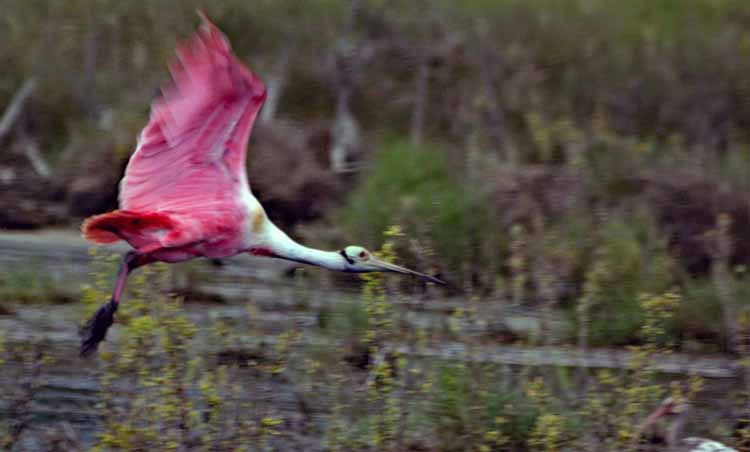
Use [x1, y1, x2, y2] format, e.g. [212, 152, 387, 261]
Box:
[81, 210, 174, 244]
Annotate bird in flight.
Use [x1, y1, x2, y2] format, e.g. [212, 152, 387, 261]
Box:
[80, 13, 444, 357]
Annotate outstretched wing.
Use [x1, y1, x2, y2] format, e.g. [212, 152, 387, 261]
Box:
[120, 13, 265, 217]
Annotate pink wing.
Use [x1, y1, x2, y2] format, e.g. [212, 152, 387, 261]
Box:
[120, 14, 265, 219]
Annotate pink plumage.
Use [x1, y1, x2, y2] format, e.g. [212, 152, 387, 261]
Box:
[82, 210, 175, 245]
[79, 13, 443, 357]
[84, 14, 265, 255]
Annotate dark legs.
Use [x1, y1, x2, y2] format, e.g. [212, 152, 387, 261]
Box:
[79, 251, 149, 357]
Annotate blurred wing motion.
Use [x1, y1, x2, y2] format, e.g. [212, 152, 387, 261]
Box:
[78, 13, 444, 358]
[84, 14, 266, 247]
[121, 14, 265, 218]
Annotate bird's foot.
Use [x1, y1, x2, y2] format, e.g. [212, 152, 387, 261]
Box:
[79, 299, 118, 358]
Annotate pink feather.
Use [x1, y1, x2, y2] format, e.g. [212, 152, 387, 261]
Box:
[120, 14, 265, 220]
[84, 14, 266, 254]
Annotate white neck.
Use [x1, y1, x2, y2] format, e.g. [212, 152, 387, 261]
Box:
[257, 221, 348, 271]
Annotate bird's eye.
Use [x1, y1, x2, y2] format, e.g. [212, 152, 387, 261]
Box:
[358, 251, 367, 259]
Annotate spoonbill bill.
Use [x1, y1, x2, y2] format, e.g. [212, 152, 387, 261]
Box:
[80, 13, 444, 357]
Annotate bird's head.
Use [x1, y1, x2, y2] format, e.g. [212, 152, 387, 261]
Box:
[339, 245, 445, 285]
[641, 397, 690, 431]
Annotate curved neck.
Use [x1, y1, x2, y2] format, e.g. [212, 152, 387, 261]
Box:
[259, 222, 347, 271]
[277, 242, 346, 271]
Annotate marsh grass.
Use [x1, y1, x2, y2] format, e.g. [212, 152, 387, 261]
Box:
[736, 307, 750, 451]
[323, 226, 410, 450]
[4, 0, 750, 352]
[573, 291, 716, 451]
[0, 336, 56, 451]
[7, 232, 723, 450]
[82, 251, 297, 451]
[0, 237, 742, 450]
[4, 0, 750, 448]
[0, 266, 75, 307]
[339, 142, 483, 286]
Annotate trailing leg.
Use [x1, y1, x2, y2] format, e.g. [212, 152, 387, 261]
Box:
[79, 251, 149, 357]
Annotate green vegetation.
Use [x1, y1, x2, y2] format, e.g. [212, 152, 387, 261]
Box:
[3, 1, 750, 348]
[0, 267, 75, 307]
[576, 214, 676, 346]
[341, 142, 483, 285]
[340, 139, 692, 346]
[4, 0, 750, 449]
[0, 232, 745, 450]
[0, 336, 55, 450]
[579, 291, 684, 451]
[83, 253, 293, 450]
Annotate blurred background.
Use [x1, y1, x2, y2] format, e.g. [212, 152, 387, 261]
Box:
[2, 0, 750, 450]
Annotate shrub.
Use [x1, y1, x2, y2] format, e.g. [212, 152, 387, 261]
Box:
[431, 363, 538, 451]
[577, 211, 676, 346]
[83, 252, 294, 451]
[340, 140, 485, 284]
[0, 267, 74, 305]
[676, 272, 750, 351]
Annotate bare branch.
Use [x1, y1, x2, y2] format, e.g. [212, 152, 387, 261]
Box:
[709, 213, 739, 353]
[259, 49, 291, 125]
[18, 129, 50, 179]
[409, 55, 429, 146]
[0, 78, 36, 142]
[473, 19, 512, 162]
[328, 0, 364, 173]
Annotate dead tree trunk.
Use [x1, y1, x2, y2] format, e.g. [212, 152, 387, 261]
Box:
[473, 19, 514, 163]
[0, 78, 35, 142]
[330, 86, 362, 173]
[79, 8, 99, 117]
[329, 0, 363, 173]
[17, 130, 50, 179]
[710, 213, 739, 353]
[259, 49, 291, 125]
[410, 53, 429, 146]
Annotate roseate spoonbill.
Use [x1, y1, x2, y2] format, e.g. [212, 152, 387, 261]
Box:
[640, 397, 737, 452]
[79, 14, 444, 357]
